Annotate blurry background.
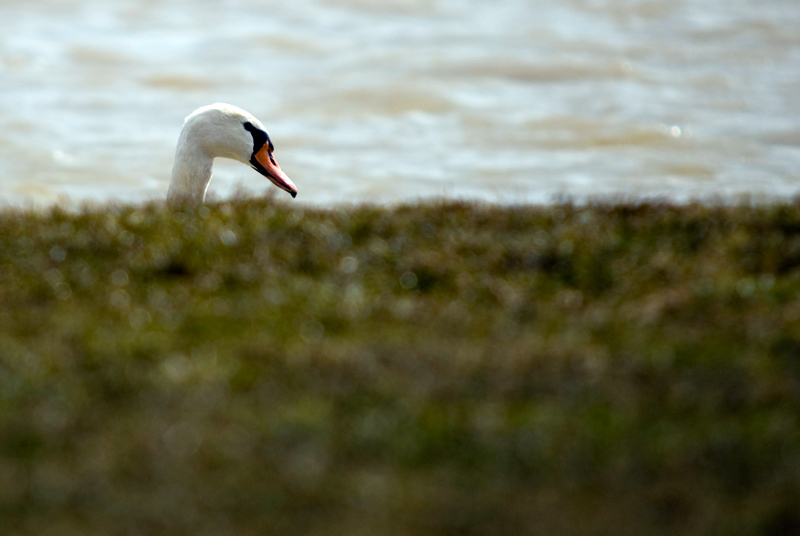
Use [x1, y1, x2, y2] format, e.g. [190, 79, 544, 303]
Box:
[0, 0, 799, 206]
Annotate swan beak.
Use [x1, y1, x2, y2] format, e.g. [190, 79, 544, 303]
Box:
[252, 145, 297, 198]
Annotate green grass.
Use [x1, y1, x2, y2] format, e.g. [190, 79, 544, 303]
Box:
[1, 198, 800, 535]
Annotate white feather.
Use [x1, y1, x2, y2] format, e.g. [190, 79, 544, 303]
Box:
[167, 103, 271, 206]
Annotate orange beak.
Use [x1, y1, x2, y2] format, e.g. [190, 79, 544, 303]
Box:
[252, 144, 297, 198]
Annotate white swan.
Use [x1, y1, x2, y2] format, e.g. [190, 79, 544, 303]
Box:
[167, 103, 297, 206]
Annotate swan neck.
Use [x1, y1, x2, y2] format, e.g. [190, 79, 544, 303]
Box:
[168, 138, 213, 206]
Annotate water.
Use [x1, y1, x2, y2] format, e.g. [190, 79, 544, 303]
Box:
[1, 0, 799, 206]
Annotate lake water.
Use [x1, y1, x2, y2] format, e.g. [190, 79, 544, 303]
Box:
[1, 0, 799, 206]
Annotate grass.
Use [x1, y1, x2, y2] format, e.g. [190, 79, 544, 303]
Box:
[1, 198, 800, 535]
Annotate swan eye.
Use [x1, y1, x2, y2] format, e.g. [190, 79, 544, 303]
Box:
[242, 121, 273, 155]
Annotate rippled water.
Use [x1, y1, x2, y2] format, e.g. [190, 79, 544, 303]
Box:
[1, 0, 799, 205]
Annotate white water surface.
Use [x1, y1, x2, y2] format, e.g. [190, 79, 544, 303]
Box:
[1, 0, 799, 205]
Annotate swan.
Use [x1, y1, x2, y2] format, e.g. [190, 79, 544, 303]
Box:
[167, 103, 297, 205]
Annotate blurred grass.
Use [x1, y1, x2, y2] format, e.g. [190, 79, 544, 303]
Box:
[1, 198, 800, 535]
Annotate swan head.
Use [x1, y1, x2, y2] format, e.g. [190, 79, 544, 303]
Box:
[173, 103, 297, 201]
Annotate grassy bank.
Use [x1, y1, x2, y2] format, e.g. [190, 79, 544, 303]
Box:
[1, 199, 800, 535]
